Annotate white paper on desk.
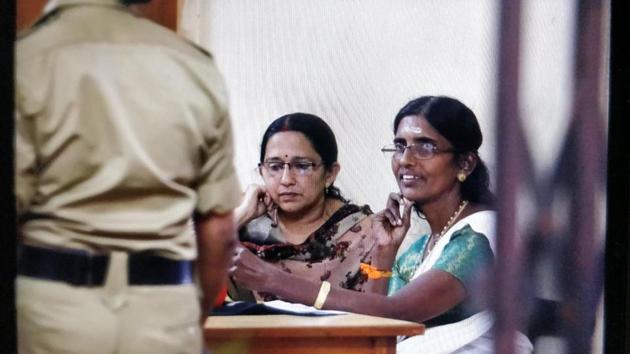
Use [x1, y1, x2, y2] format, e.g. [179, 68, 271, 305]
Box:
[264, 300, 348, 315]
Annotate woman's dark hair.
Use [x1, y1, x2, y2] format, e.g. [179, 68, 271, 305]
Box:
[393, 96, 495, 206]
[260, 113, 348, 203]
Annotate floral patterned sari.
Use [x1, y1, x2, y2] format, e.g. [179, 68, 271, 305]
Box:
[234, 203, 375, 301]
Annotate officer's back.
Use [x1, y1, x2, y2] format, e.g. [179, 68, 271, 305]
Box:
[15, 1, 240, 353]
[16, 1, 235, 257]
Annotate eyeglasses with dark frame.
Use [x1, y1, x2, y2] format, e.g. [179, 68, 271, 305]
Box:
[381, 142, 456, 160]
[258, 160, 323, 177]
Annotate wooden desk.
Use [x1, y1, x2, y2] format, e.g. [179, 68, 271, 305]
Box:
[204, 312, 424, 354]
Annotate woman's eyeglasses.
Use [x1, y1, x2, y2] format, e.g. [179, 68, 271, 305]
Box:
[258, 160, 322, 177]
[381, 142, 456, 160]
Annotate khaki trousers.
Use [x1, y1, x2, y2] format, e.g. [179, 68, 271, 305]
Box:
[17, 251, 203, 354]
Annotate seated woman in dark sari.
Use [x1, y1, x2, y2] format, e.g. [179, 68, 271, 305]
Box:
[231, 113, 376, 301]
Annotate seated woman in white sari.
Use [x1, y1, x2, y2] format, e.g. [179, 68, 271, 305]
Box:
[231, 96, 533, 353]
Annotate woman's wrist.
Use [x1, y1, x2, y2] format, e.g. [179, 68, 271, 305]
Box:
[234, 204, 254, 228]
[234, 204, 246, 227]
[371, 245, 398, 268]
[313, 281, 331, 309]
[257, 264, 282, 294]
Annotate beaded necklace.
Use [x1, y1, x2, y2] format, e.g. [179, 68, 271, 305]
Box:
[421, 200, 469, 261]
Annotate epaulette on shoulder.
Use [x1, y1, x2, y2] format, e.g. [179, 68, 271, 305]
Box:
[184, 38, 214, 60]
[17, 8, 60, 41]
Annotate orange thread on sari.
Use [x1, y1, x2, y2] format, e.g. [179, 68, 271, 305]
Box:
[360, 263, 393, 279]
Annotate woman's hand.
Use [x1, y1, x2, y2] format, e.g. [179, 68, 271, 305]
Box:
[234, 184, 274, 228]
[372, 193, 414, 250]
[229, 244, 278, 293]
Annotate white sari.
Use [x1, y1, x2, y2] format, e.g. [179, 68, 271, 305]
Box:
[396, 211, 533, 354]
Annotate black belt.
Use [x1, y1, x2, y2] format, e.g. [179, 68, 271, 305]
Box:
[17, 245, 193, 287]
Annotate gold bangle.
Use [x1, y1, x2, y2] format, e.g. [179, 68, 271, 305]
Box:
[313, 281, 331, 309]
[360, 263, 393, 280]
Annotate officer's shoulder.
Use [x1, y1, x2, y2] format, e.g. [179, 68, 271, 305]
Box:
[16, 9, 60, 41]
[182, 38, 214, 60]
[148, 22, 215, 61]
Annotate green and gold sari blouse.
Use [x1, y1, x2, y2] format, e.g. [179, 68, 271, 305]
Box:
[389, 212, 495, 327]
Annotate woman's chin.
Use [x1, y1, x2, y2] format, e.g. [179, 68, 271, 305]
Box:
[398, 187, 423, 202]
[276, 202, 306, 215]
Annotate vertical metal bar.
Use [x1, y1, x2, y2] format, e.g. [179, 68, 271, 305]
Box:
[494, 0, 523, 353]
[566, 0, 605, 353]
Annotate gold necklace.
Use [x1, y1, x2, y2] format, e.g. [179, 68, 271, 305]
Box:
[422, 200, 469, 261]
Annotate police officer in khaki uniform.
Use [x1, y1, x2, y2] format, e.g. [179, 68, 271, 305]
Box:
[15, 1, 241, 353]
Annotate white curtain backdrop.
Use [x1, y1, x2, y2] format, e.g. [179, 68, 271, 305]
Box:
[179, 0, 580, 238]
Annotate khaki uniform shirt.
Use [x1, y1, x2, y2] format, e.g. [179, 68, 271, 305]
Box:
[15, 0, 241, 260]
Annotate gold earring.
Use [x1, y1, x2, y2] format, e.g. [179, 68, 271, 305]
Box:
[457, 171, 467, 182]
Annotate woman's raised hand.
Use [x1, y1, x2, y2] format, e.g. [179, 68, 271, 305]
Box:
[234, 184, 273, 228]
[229, 244, 276, 293]
[372, 193, 414, 249]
